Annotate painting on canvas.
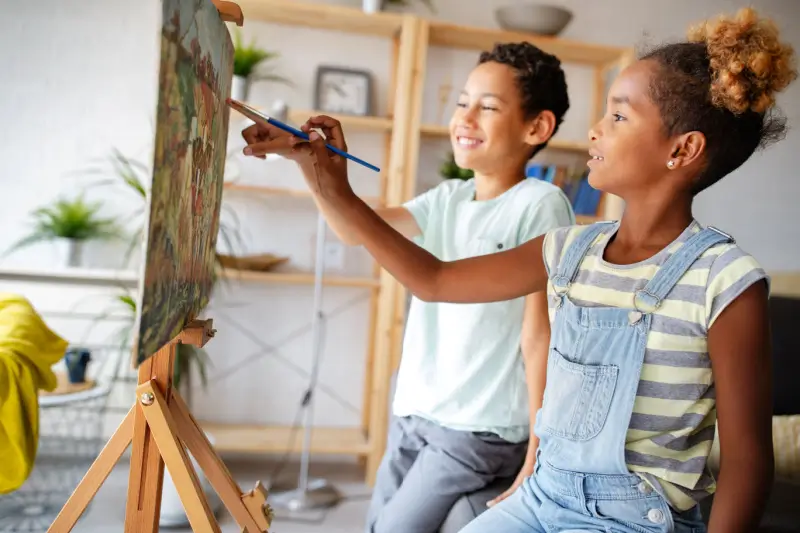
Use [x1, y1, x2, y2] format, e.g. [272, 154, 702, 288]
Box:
[133, 0, 234, 366]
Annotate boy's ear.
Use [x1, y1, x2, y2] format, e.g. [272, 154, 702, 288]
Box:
[526, 110, 556, 147]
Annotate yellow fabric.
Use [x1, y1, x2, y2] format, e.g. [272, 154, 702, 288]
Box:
[0, 293, 68, 494]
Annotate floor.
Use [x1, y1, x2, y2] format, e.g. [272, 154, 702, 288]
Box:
[66, 458, 370, 532]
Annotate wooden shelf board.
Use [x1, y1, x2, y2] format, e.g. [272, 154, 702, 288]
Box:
[218, 269, 380, 289]
[200, 422, 370, 455]
[427, 21, 627, 65]
[419, 123, 589, 154]
[235, 0, 403, 38]
[287, 109, 393, 132]
[223, 182, 383, 205]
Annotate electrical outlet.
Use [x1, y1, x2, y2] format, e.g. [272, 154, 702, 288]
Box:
[323, 242, 345, 271]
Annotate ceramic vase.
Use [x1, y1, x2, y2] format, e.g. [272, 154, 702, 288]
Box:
[362, 0, 383, 13]
[231, 74, 248, 102]
[54, 238, 84, 268]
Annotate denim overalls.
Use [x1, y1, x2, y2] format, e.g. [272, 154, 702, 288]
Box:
[460, 222, 732, 533]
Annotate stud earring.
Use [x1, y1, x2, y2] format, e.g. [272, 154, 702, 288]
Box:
[667, 160, 676, 169]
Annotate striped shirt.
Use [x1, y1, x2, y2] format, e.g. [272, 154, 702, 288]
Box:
[542, 221, 768, 511]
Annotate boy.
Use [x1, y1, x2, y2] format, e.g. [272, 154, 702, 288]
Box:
[242, 42, 575, 532]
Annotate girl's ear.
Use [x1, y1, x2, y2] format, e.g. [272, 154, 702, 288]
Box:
[667, 131, 706, 170]
[525, 110, 556, 147]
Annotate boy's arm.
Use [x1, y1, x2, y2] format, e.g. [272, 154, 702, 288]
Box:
[706, 279, 773, 533]
[488, 290, 550, 507]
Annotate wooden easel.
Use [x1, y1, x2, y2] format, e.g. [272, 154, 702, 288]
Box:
[47, 320, 273, 533]
[47, 7, 267, 531]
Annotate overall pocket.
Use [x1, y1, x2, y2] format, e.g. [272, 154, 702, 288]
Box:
[540, 348, 619, 441]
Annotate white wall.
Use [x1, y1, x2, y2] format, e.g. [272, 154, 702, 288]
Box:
[1, 0, 798, 438]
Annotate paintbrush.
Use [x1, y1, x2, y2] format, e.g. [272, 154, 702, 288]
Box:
[227, 98, 381, 173]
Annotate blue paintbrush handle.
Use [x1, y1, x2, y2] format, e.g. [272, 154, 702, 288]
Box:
[266, 116, 381, 173]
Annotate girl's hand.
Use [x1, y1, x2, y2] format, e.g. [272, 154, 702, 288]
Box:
[241, 115, 353, 201]
[487, 460, 534, 508]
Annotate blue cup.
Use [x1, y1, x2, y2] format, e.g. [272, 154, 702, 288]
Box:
[64, 347, 92, 383]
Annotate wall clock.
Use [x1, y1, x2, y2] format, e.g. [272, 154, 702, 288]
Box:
[314, 66, 373, 116]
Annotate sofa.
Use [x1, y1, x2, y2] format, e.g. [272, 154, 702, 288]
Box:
[439, 295, 800, 533]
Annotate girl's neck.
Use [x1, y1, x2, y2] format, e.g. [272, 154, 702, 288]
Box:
[472, 167, 525, 201]
[607, 194, 694, 265]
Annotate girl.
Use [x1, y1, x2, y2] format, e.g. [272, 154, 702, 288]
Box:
[240, 8, 796, 532]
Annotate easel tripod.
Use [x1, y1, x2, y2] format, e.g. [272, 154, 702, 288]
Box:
[46, 2, 270, 530]
[47, 319, 273, 533]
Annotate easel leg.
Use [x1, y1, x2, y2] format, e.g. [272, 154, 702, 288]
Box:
[138, 381, 220, 533]
[169, 392, 268, 532]
[125, 344, 174, 532]
[47, 407, 135, 532]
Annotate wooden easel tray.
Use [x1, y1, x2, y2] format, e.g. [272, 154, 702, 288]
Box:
[217, 253, 289, 272]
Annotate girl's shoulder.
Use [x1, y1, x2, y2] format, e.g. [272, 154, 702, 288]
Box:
[542, 222, 613, 276]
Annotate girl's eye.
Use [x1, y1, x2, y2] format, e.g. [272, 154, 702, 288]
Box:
[612, 113, 626, 122]
[456, 102, 467, 108]
[482, 106, 498, 112]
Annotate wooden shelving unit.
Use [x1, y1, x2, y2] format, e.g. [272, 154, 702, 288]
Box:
[209, 0, 634, 487]
[218, 269, 379, 288]
[223, 182, 383, 206]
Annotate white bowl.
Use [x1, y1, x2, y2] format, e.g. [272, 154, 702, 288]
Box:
[495, 4, 573, 36]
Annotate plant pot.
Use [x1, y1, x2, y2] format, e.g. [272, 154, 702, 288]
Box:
[362, 0, 383, 12]
[54, 238, 84, 268]
[231, 74, 248, 102]
[159, 432, 222, 527]
[64, 347, 92, 383]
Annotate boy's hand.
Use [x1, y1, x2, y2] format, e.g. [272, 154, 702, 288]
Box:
[241, 115, 353, 201]
[487, 460, 534, 508]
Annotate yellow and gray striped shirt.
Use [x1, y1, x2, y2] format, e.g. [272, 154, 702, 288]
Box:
[543, 221, 768, 511]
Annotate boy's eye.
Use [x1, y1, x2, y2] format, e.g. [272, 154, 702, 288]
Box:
[456, 102, 467, 108]
[481, 105, 498, 112]
[612, 113, 626, 122]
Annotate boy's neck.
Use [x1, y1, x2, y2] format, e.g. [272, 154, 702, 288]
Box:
[472, 169, 525, 201]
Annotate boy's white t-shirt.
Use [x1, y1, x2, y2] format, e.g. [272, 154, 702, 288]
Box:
[393, 177, 576, 443]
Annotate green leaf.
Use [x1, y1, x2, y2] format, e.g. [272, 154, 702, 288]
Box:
[232, 28, 284, 79]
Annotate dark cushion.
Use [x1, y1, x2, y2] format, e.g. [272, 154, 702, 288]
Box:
[439, 476, 516, 533]
[699, 478, 800, 532]
[769, 296, 800, 415]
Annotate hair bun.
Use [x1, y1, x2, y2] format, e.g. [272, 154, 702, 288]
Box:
[688, 7, 797, 114]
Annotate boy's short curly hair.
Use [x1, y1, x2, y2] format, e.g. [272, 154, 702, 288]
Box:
[479, 42, 570, 158]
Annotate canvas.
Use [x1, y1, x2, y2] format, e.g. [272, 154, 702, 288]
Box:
[133, 0, 234, 367]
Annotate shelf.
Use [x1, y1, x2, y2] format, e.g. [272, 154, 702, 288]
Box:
[223, 182, 383, 205]
[0, 267, 139, 288]
[200, 422, 370, 455]
[419, 123, 589, 154]
[235, 0, 404, 38]
[428, 21, 628, 66]
[218, 269, 380, 289]
[287, 109, 394, 133]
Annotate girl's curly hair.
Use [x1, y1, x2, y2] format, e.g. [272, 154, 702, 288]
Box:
[642, 7, 797, 193]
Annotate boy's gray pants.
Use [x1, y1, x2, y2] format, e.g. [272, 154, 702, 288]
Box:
[365, 415, 528, 533]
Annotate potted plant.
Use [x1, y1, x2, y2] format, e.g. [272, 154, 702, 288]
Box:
[5, 194, 122, 268]
[363, 0, 435, 14]
[439, 151, 474, 181]
[232, 29, 290, 101]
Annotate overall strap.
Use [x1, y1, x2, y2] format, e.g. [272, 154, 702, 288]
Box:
[552, 222, 616, 294]
[634, 226, 734, 313]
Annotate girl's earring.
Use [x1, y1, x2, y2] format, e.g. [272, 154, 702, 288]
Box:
[667, 160, 676, 169]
